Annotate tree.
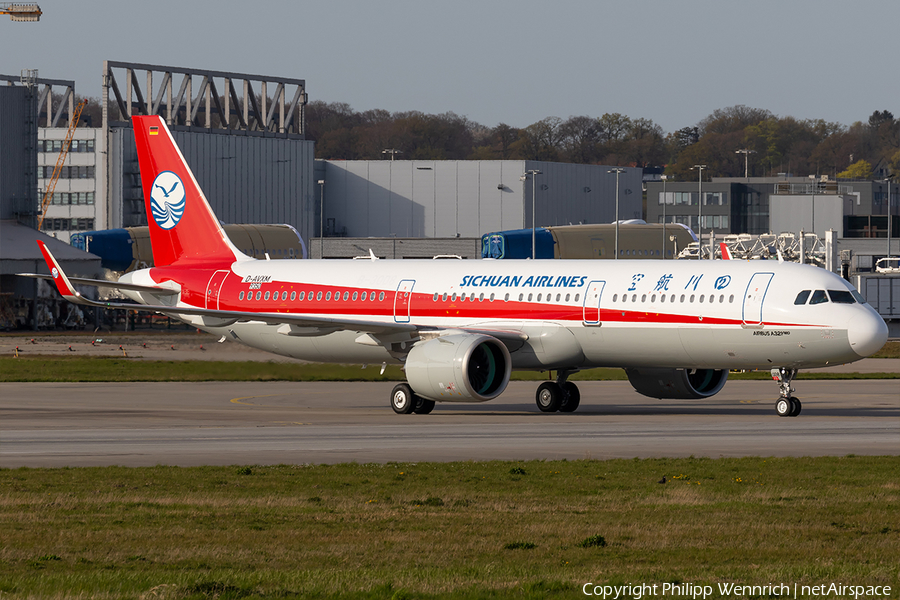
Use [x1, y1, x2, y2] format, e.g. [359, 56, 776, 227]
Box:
[558, 115, 601, 164]
[510, 117, 562, 161]
[836, 159, 873, 179]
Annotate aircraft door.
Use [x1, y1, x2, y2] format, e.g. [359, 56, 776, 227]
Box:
[742, 272, 774, 327]
[582, 280, 606, 324]
[394, 279, 415, 323]
[205, 270, 230, 310]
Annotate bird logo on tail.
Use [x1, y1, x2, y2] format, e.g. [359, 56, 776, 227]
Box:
[149, 171, 186, 230]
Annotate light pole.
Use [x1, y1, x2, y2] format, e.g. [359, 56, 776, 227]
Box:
[660, 174, 669, 258]
[382, 149, 401, 161]
[691, 164, 707, 259]
[885, 175, 895, 259]
[522, 169, 542, 259]
[609, 167, 626, 259]
[735, 149, 756, 179]
[317, 179, 325, 259]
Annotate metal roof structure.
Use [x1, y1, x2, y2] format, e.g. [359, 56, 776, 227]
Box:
[102, 61, 307, 137]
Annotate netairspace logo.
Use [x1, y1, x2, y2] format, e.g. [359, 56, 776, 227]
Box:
[150, 171, 186, 230]
[581, 582, 893, 599]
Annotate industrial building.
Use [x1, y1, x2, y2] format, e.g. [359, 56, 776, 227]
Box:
[646, 176, 899, 239]
[1, 74, 101, 329]
[313, 160, 642, 258]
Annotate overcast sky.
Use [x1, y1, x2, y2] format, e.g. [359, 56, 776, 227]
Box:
[2, 0, 897, 133]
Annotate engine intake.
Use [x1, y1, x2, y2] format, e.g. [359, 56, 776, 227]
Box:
[405, 334, 511, 402]
[624, 367, 728, 400]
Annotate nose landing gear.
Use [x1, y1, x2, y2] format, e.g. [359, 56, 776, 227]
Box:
[772, 368, 802, 417]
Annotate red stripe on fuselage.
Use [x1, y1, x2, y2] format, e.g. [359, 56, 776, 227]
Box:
[150, 267, 822, 329]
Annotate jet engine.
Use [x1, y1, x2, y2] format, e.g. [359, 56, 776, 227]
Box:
[405, 334, 511, 402]
[624, 367, 728, 400]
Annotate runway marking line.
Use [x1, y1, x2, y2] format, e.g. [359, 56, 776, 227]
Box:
[230, 394, 282, 406]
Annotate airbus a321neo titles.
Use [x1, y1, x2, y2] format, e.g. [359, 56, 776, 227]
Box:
[25, 116, 888, 417]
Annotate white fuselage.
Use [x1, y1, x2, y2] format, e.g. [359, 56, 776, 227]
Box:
[123, 256, 887, 373]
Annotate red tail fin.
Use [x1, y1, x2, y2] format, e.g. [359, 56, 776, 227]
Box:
[133, 115, 241, 267]
[719, 242, 732, 260]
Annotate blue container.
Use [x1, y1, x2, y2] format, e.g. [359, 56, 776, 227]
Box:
[481, 228, 554, 259]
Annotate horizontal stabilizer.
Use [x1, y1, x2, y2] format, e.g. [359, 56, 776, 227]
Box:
[16, 272, 179, 296]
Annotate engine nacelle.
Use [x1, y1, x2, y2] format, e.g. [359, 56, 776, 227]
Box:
[405, 334, 511, 402]
[624, 367, 728, 400]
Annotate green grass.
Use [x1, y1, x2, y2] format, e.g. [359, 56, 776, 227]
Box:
[0, 458, 898, 599]
[871, 340, 900, 358]
[1, 356, 897, 383]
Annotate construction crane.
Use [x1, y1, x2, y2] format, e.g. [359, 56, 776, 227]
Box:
[0, 3, 41, 21]
[38, 98, 88, 231]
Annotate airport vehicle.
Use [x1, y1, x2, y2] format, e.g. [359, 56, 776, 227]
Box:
[27, 116, 889, 417]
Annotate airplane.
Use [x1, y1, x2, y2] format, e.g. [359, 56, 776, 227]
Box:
[720, 242, 733, 260]
[24, 115, 889, 418]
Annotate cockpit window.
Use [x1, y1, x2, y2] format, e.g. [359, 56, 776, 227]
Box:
[809, 290, 829, 305]
[794, 290, 811, 305]
[828, 290, 856, 304]
[851, 289, 867, 304]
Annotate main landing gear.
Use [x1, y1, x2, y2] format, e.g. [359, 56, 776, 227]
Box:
[535, 369, 581, 413]
[390, 383, 435, 415]
[771, 368, 802, 417]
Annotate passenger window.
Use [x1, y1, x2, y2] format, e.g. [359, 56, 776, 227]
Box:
[316, 291, 322, 301]
[325, 292, 331, 301]
[239, 291, 244, 301]
[292, 291, 297, 301]
[343, 291, 349, 301]
[613, 294, 618, 302]
[518, 293, 524, 301]
[574, 294, 580, 302]
[379, 292, 385, 301]
[828, 290, 856, 304]
[794, 290, 811, 305]
[809, 290, 829, 305]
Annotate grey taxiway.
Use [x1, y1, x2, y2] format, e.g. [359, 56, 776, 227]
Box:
[1, 380, 897, 467]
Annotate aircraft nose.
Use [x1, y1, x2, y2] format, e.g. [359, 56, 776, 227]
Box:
[848, 309, 888, 358]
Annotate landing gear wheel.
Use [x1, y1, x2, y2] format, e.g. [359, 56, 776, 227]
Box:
[391, 383, 417, 415]
[559, 381, 581, 413]
[789, 398, 802, 417]
[414, 397, 435, 414]
[775, 397, 792, 417]
[536, 382, 563, 413]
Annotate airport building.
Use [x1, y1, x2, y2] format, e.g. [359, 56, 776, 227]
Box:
[646, 176, 899, 239]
